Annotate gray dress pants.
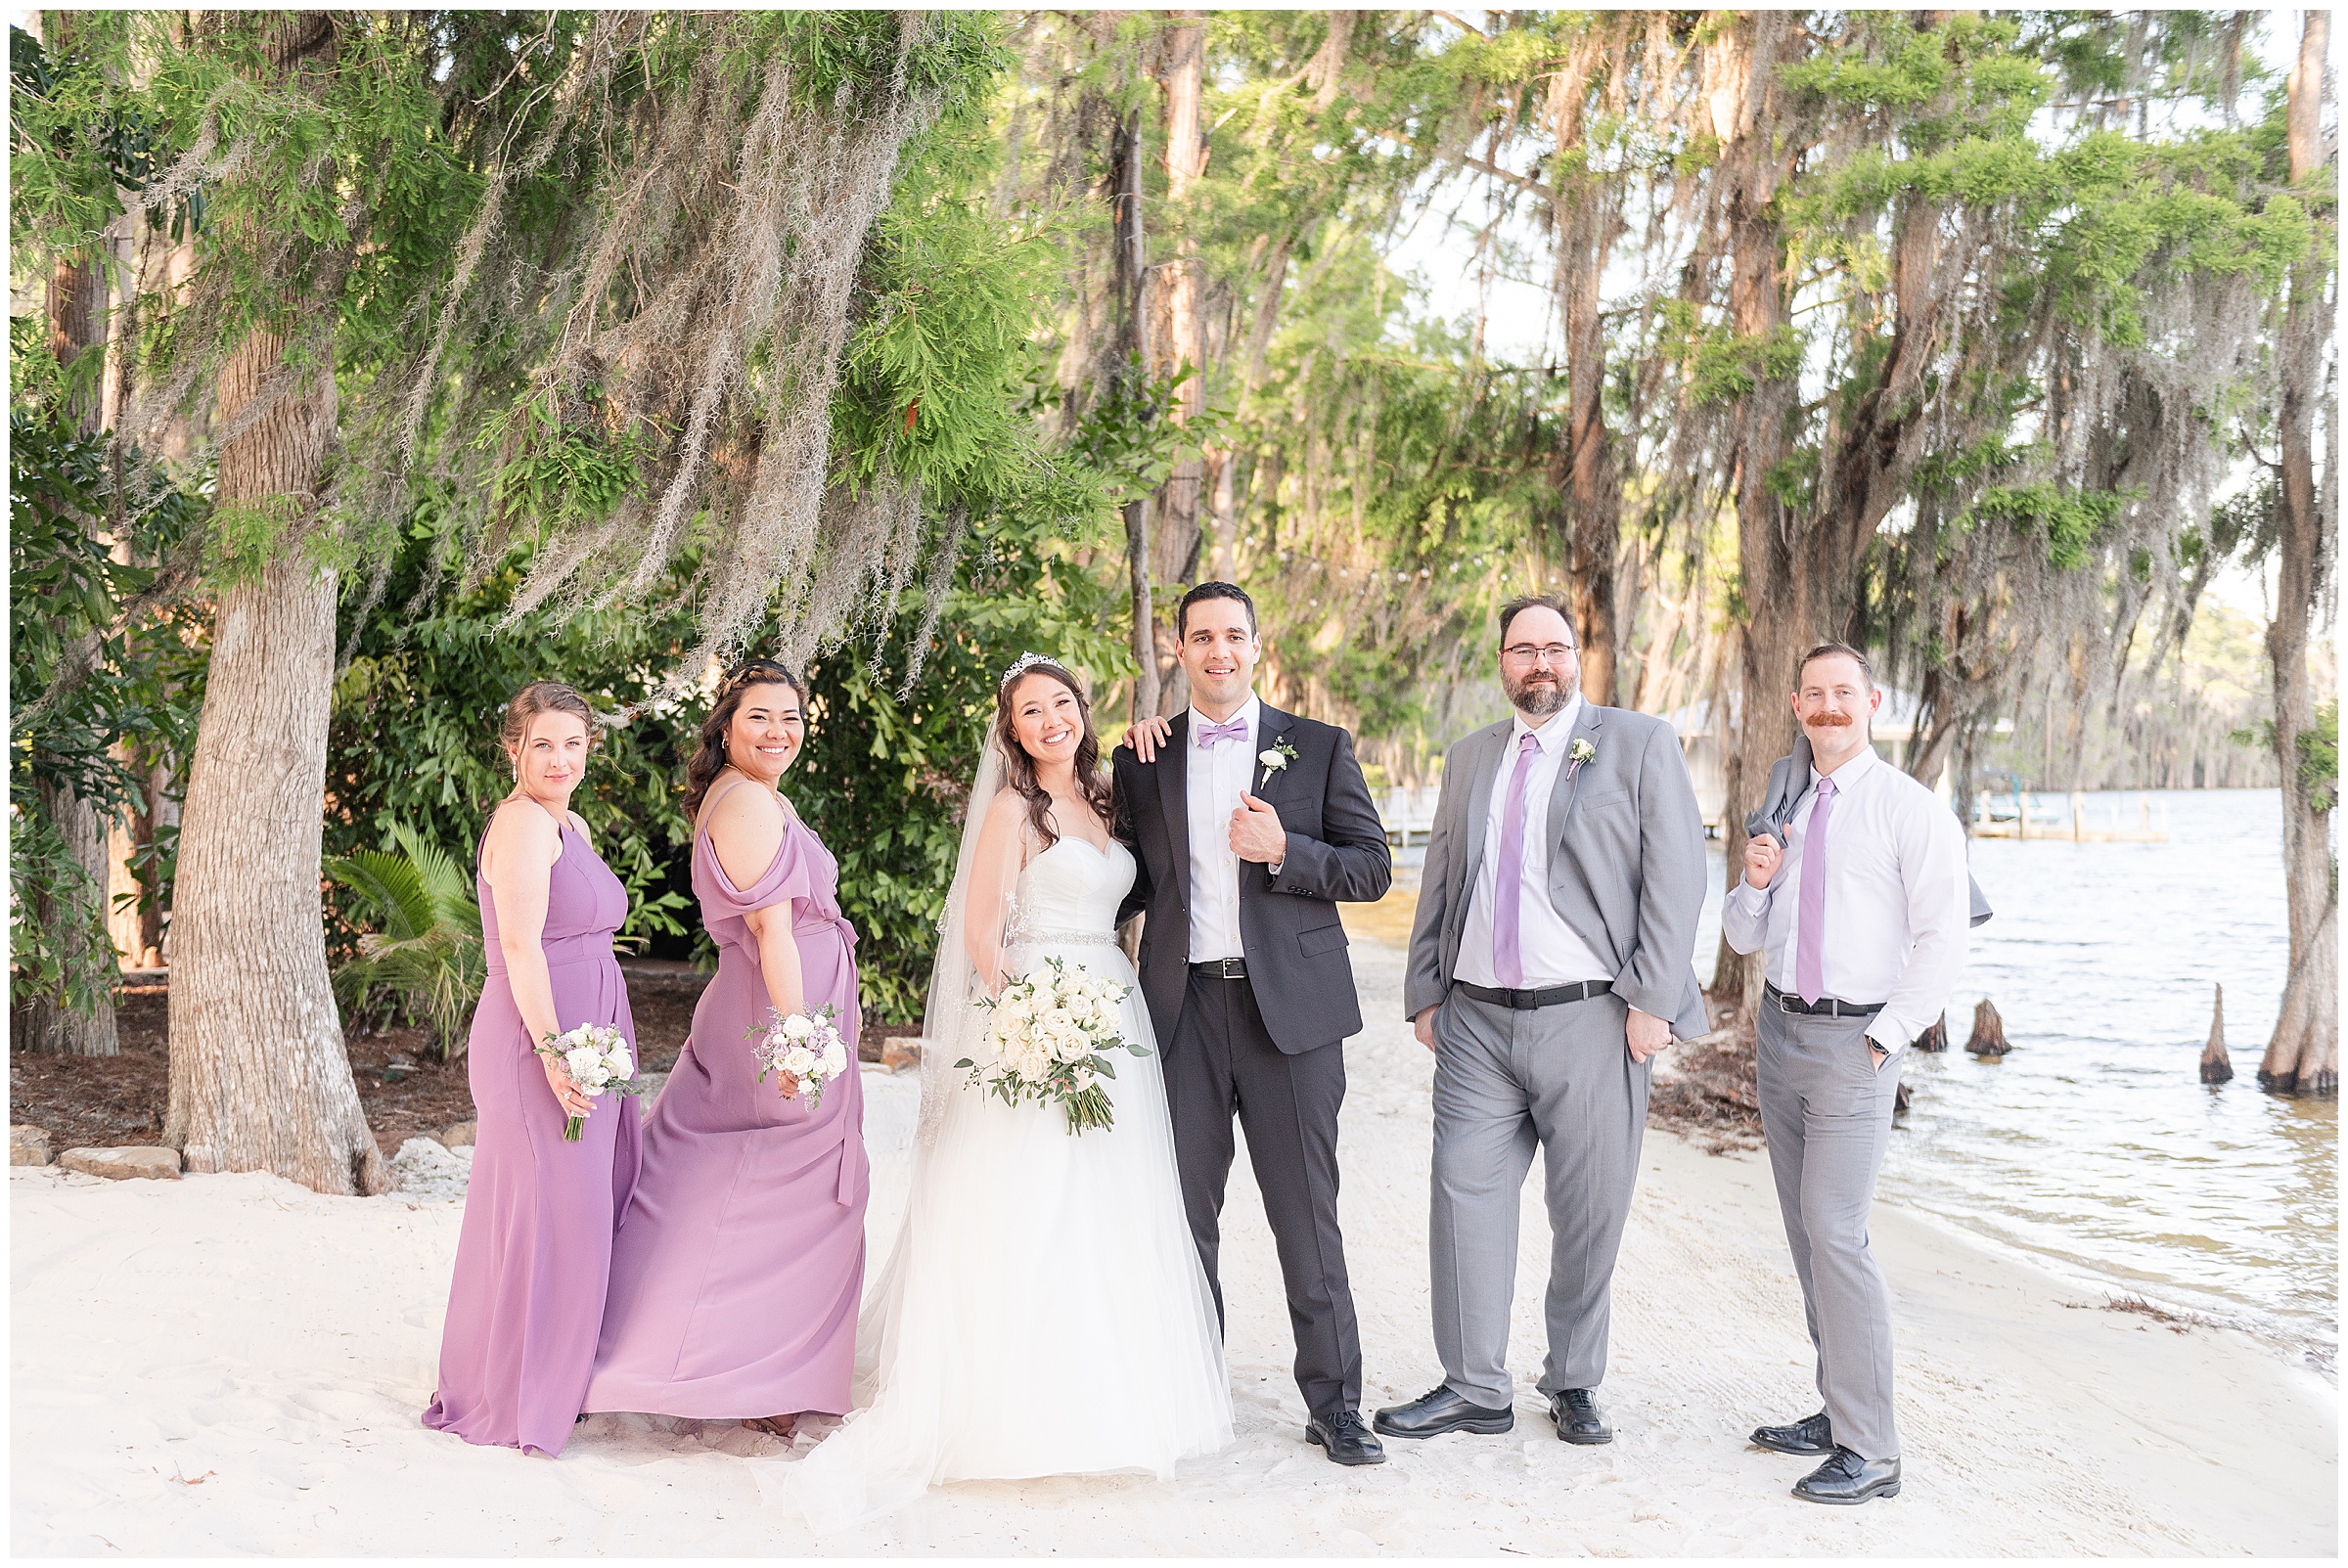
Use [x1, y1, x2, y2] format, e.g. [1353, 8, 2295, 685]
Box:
[1429, 988, 1647, 1408]
[1755, 1002, 1902, 1461]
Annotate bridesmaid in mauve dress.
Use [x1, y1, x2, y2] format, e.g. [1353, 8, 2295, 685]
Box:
[586, 657, 869, 1437]
[425, 682, 643, 1458]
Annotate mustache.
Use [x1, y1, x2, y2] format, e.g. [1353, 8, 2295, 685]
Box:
[1806, 711, 1855, 727]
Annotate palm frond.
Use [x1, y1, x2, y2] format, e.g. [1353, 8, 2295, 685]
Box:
[330, 828, 487, 1058]
[389, 820, 481, 933]
[327, 849, 439, 943]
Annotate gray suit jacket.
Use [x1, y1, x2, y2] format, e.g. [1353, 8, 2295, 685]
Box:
[1405, 703, 1710, 1038]
[1745, 736, 1992, 927]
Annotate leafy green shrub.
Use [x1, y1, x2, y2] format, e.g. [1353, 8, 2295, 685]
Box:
[9, 325, 207, 1015]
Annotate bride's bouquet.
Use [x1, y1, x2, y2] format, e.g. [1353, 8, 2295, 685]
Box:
[958, 958, 1150, 1135]
[535, 1024, 648, 1141]
[749, 1004, 852, 1109]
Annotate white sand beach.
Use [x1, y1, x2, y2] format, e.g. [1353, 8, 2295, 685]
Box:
[11, 933, 2336, 1556]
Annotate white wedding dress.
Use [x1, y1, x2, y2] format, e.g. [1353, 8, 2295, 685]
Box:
[786, 834, 1233, 1528]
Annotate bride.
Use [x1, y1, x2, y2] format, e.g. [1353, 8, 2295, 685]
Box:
[786, 653, 1233, 1527]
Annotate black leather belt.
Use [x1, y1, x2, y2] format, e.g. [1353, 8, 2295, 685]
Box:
[1190, 958, 1248, 980]
[1765, 983, 1885, 1018]
[1457, 979, 1611, 1010]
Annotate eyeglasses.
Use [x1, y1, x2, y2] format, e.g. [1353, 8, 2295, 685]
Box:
[1501, 643, 1577, 667]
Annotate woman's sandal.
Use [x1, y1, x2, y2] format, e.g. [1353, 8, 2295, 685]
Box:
[742, 1414, 798, 1440]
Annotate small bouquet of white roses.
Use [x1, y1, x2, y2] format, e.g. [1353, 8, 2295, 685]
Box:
[748, 1004, 852, 1109]
[958, 957, 1150, 1135]
[534, 1023, 647, 1142]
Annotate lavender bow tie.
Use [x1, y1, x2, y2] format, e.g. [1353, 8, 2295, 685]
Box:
[1195, 719, 1247, 746]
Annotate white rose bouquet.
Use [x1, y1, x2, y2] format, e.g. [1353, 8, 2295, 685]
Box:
[748, 1004, 852, 1109]
[958, 957, 1150, 1134]
[534, 1023, 647, 1142]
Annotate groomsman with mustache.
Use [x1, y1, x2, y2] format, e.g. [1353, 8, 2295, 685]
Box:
[1725, 643, 1970, 1505]
[1380, 595, 1707, 1448]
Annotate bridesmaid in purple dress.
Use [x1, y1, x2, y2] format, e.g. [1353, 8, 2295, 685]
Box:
[425, 682, 644, 1458]
[586, 657, 869, 1439]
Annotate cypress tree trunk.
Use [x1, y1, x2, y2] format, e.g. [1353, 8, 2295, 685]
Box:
[1151, 8, 1208, 618]
[165, 323, 385, 1192]
[22, 782, 121, 1056]
[21, 246, 122, 1057]
[1242, 232, 1291, 393]
[2257, 10, 2337, 1098]
[1549, 37, 1625, 708]
[1708, 13, 1803, 1022]
[1109, 99, 1160, 723]
[163, 13, 384, 1192]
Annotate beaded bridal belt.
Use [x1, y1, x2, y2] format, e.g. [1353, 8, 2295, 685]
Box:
[1006, 926, 1122, 949]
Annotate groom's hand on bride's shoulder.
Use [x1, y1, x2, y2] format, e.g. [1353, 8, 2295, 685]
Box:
[1119, 714, 1174, 761]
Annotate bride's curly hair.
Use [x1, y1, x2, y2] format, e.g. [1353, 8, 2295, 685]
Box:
[993, 660, 1114, 850]
[683, 656, 808, 821]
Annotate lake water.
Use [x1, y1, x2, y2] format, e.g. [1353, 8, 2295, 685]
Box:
[1695, 787, 2337, 1357]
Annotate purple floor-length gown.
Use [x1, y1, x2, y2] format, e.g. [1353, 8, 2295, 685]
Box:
[424, 818, 644, 1458]
[585, 802, 869, 1418]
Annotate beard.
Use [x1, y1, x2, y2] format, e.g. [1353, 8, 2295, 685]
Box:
[1505, 669, 1571, 718]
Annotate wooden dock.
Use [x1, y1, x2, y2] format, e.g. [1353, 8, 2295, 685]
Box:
[1972, 791, 2169, 843]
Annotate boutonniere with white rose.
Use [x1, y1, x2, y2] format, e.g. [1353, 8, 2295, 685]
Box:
[1257, 736, 1299, 790]
[1566, 737, 1597, 781]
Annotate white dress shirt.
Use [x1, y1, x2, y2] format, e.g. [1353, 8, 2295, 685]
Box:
[1455, 698, 1610, 990]
[1185, 694, 1261, 963]
[1720, 744, 1970, 1050]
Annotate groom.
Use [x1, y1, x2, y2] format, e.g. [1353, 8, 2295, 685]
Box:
[1114, 581, 1395, 1466]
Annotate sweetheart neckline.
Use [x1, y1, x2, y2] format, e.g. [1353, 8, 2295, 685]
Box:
[1041, 834, 1123, 861]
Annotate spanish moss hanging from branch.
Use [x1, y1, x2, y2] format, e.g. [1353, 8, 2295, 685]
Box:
[91, 12, 1003, 702]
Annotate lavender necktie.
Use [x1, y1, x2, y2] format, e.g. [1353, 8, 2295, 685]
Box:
[1492, 732, 1542, 989]
[1795, 776, 1837, 1006]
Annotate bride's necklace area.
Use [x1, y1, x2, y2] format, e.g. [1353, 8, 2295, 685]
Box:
[1036, 779, 1110, 854]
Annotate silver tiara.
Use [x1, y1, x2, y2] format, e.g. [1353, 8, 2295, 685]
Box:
[998, 650, 1056, 689]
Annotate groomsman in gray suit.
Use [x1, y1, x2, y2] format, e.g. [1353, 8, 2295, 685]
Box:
[1377, 595, 1706, 1447]
[1724, 643, 1968, 1505]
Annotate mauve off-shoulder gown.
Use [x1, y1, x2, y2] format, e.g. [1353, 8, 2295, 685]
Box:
[585, 803, 870, 1418]
[424, 819, 644, 1457]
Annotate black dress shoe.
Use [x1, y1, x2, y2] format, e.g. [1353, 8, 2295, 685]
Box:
[1305, 1410, 1388, 1465]
[1749, 1410, 1833, 1456]
[1547, 1388, 1612, 1445]
[1373, 1386, 1514, 1439]
[1792, 1447, 1902, 1504]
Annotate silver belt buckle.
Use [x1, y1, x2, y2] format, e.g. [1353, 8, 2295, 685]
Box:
[1777, 990, 1802, 1014]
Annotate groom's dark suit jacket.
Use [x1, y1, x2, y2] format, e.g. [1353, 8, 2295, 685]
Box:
[1114, 704, 1393, 1054]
